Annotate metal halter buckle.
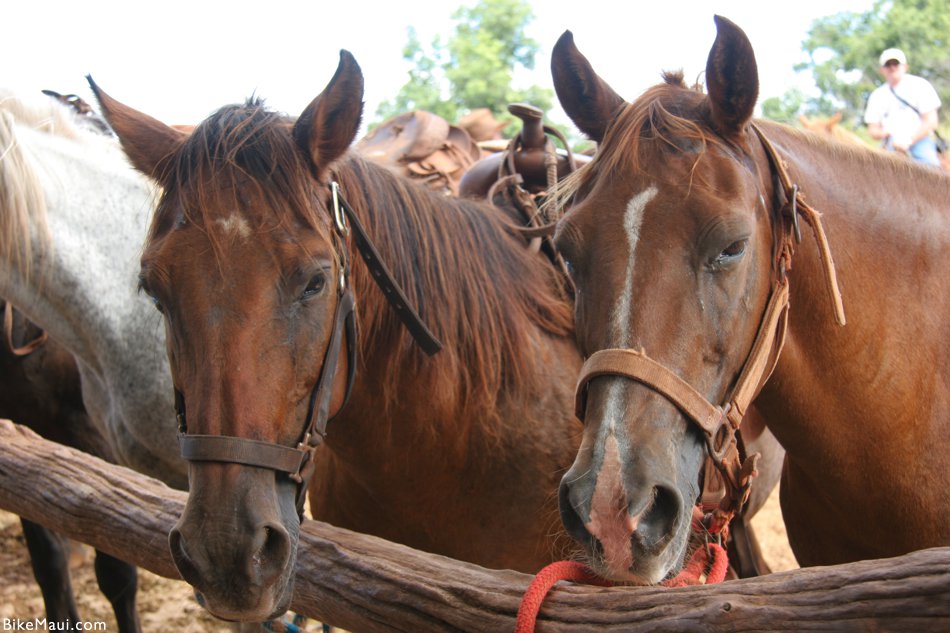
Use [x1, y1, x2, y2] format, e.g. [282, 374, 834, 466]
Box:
[331, 181, 350, 237]
[788, 184, 802, 244]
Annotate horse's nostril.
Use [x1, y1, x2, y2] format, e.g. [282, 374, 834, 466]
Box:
[251, 523, 292, 584]
[168, 527, 185, 562]
[168, 527, 201, 586]
[558, 479, 595, 546]
[637, 485, 681, 550]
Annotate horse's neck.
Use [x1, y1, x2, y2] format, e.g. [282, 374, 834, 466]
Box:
[759, 128, 950, 458]
[4, 127, 153, 367]
[0, 126, 185, 485]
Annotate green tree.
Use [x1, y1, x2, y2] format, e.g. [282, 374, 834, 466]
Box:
[761, 88, 807, 124]
[374, 0, 553, 132]
[775, 0, 950, 132]
[379, 28, 453, 120]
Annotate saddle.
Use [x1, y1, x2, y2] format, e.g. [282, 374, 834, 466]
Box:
[458, 103, 592, 295]
[356, 110, 481, 196]
[459, 103, 589, 200]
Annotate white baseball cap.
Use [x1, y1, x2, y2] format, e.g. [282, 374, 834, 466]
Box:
[879, 48, 907, 66]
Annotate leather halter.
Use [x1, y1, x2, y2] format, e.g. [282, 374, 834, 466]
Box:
[175, 182, 443, 517]
[574, 123, 846, 524]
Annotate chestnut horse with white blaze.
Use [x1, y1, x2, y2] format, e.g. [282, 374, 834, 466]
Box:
[550, 15, 950, 583]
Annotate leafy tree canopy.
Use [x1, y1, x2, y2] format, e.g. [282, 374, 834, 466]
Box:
[773, 0, 950, 133]
[374, 0, 553, 134]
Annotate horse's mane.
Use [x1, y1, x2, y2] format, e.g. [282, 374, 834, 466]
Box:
[148, 100, 575, 440]
[0, 89, 95, 140]
[335, 156, 574, 428]
[1, 90, 128, 285]
[0, 90, 62, 283]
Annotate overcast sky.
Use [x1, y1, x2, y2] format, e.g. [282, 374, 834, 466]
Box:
[5, 0, 875, 132]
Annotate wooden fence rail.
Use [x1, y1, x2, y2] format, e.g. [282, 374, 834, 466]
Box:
[0, 419, 948, 632]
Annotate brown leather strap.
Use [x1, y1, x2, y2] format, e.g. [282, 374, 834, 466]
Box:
[303, 288, 356, 443]
[725, 281, 790, 428]
[3, 301, 49, 357]
[750, 124, 846, 326]
[575, 349, 725, 437]
[332, 184, 443, 356]
[179, 434, 307, 474]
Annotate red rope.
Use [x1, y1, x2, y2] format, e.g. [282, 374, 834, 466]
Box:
[662, 541, 729, 587]
[515, 543, 729, 632]
[514, 561, 612, 633]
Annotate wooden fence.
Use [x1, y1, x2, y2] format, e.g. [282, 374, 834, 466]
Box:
[0, 419, 947, 632]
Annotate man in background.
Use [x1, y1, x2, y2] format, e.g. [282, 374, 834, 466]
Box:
[864, 47, 942, 168]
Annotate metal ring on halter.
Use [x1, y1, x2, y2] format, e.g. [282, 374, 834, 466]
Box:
[789, 184, 802, 244]
[706, 417, 736, 464]
[331, 182, 350, 236]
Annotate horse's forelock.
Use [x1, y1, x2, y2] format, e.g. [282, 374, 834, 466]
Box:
[150, 101, 334, 259]
[662, 70, 687, 88]
[547, 78, 726, 217]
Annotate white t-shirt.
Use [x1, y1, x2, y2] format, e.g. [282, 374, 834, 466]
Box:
[864, 74, 941, 147]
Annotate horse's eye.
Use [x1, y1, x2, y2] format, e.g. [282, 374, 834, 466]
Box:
[564, 260, 576, 278]
[713, 240, 748, 268]
[302, 273, 327, 299]
[138, 276, 164, 313]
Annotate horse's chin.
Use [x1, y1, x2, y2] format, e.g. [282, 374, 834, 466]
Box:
[587, 560, 656, 585]
[196, 580, 294, 624]
[587, 555, 668, 585]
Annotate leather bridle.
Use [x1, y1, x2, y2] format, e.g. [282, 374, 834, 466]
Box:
[574, 124, 846, 530]
[174, 182, 443, 517]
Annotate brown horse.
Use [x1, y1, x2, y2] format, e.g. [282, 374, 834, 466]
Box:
[549, 15, 950, 583]
[89, 53, 583, 621]
[798, 112, 874, 149]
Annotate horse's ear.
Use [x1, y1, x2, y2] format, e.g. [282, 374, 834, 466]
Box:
[86, 75, 186, 181]
[293, 50, 364, 181]
[704, 15, 758, 137]
[829, 112, 842, 126]
[551, 30, 626, 143]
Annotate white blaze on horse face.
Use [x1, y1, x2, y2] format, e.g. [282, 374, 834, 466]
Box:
[214, 215, 251, 239]
[587, 186, 658, 573]
[611, 186, 658, 347]
[601, 186, 658, 434]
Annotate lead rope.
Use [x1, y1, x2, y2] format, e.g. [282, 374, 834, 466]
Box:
[515, 562, 613, 633]
[515, 529, 729, 633]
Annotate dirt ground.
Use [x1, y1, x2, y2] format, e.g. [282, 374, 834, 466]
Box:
[0, 489, 797, 632]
